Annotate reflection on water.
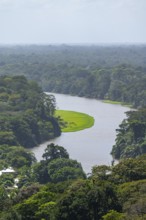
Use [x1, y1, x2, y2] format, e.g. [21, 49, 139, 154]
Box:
[31, 93, 130, 173]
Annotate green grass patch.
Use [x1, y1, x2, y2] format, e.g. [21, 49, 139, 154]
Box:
[103, 100, 132, 107]
[55, 110, 94, 132]
[103, 100, 122, 105]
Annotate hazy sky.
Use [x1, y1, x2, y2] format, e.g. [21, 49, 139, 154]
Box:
[0, 0, 146, 44]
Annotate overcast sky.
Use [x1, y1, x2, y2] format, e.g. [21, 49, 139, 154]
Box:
[0, 0, 145, 45]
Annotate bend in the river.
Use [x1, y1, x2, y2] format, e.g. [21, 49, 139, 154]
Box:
[31, 93, 130, 174]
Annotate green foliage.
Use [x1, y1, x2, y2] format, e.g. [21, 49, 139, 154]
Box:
[117, 180, 146, 219]
[2, 156, 146, 220]
[48, 158, 86, 183]
[15, 189, 56, 220]
[0, 75, 61, 148]
[0, 145, 36, 169]
[111, 157, 146, 183]
[35, 201, 57, 220]
[1, 45, 146, 219]
[0, 45, 146, 107]
[32, 144, 85, 184]
[56, 178, 120, 220]
[14, 183, 41, 204]
[91, 165, 111, 181]
[0, 174, 15, 187]
[57, 179, 92, 220]
[102, 210, 126, 220]
[0, 185, 10, 211]
[42, 143, 69, 162]
[0, 208, 22, 220]
[111, 108, 146, 159]
[32, 160, 51, 184]
[0, 131, 18, 146]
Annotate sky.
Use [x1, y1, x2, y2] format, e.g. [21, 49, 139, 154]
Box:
[0, 0, 146, 45]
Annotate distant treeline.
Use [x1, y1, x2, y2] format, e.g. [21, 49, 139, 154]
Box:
[0, 45, 146, 107]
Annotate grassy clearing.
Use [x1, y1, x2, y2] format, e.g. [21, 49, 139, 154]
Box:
[55, 110, 94, 132]
[103, 100, 132, 107]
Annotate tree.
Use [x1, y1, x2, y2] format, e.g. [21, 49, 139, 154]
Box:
[42, 143, 69, 162]
[111, 108, 146, 159]
[15, 190, 56, 220]
[91, 165, 111, 181]
[0, 75, 61, 149]
[32, 161, 51, 184]
[111, 157, 146, 183]
[102, 210, 126, 220]
[117, 179, 146, 220]
[87, 181, 120, 220]
[57, 179, 92, 220]
[0, 145, 36, 169]
[48, 158, 86, 183]
[35, 201, 57, 220]
[0, 186, 10, 211]
[0, 131, 18, 146]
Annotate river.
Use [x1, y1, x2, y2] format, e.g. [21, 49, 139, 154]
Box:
[31, 93, 130, 174]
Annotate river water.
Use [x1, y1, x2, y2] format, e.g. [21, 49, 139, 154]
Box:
[31, 93, 130, 173]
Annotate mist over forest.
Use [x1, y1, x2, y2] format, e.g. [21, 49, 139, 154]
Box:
[0, 45, 146, 107]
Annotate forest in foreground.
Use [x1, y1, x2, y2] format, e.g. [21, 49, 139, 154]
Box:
[1, 77, 146, 220]
[1, 45, 146, 219]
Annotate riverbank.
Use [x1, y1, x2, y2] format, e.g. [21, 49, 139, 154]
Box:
[31, 93, 130, 173]
[103, 100, 132, 108]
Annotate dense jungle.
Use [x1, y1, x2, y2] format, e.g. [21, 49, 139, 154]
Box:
[1, 45, 146, 220]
